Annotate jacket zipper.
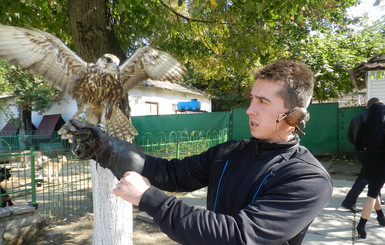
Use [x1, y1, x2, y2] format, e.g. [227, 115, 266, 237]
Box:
[212, 160, 229, 212]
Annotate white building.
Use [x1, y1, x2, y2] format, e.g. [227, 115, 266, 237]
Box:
[0, 80, 212, 132]
[350, 53, 385, 102]
[129, 80, 211, 116]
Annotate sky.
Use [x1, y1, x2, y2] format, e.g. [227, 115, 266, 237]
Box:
[347, 0, 384, 23]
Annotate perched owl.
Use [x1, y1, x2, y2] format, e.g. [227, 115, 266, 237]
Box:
[0, 24, 186, 142]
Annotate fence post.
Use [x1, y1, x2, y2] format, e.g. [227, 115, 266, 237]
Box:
[17, 134, 22, 152]
[229, 109, 233, 140]
[29, 147, 37, 208]
[176, 141, 180, 159]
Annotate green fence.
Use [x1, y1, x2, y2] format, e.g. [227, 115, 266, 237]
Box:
[0, 135, 92, 223]
[338, 106, 365, 156]
[34, 152, 92, 223]
[133, 103, 365, 157]
[137, 129, 229, 159]
[1, 103, 364, 158]
[220, 103, 364, 156]
[0, 149, 36, 207]
[132, 111, 230, 136]
[0, 129, 229, 224]
[0, 132, 70, 153]
[0, 103, 366, 223]
[300, 103, 340, 155]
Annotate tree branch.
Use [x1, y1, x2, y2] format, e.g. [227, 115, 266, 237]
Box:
[159, 0, 226, 24]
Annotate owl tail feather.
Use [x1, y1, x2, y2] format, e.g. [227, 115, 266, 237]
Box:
[105, 108, 138, 142]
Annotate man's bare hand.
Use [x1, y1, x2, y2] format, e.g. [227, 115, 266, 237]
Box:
[113, 171, 151, 206]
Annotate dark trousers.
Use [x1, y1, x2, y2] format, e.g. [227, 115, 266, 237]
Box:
[343, 168, 367, 207]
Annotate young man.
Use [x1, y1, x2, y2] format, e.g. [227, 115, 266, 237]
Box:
[67, 59, 332, 244]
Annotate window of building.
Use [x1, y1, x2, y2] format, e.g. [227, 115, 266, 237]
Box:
[145, 102, 159, 115]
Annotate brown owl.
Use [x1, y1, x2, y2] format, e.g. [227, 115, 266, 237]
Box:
[0, 24, 186, 142]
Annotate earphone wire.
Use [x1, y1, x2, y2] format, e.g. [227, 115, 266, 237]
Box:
[276, 115, 287, 142]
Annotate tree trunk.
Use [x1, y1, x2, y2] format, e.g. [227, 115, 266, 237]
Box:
[18, 104, 32, 150]
[67, 1, 133, 244]
[68, 0, 125, 62]
[90, 160, 133, 245]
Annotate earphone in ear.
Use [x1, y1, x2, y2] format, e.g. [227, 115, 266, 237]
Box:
[276, 107, 309, 135]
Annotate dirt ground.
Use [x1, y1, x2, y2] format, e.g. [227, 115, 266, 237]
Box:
[35, 156, 361, 245]
[35, 209, 177, 245]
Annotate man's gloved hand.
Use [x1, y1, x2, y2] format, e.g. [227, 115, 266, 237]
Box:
[60, 119, 145, 179]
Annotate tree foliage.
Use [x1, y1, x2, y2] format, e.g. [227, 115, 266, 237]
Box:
[0, 60, 61, 129]
[1, 0, 385, 111]
[293, 16, 385, 102]
[109, 0, 364, 105]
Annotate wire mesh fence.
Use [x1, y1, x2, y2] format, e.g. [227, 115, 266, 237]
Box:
[0, 134, 92, 223]
[34, 153, 92, 223]
[0, 131, 70, 153]
[0, 128, 228, 224]
[0, 150, 37, 208]
[137, 128, 229, 159]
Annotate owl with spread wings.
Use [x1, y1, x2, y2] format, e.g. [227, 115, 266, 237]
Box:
[0, 24, 186, 142]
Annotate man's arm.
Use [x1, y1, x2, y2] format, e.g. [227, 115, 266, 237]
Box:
[140, 140, 240, 192]
[117, 160, 332, 245]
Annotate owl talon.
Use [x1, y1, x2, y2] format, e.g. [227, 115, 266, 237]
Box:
[58, 122, 78, 142]
[74, 113, 86, 122]
[96, 123, 106, 132]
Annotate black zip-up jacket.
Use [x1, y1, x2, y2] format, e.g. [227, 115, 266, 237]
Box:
[139, 137, 333, 244]
[347, 109, 368, 146]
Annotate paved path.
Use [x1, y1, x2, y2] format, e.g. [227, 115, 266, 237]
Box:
[304, 178, 385, 244]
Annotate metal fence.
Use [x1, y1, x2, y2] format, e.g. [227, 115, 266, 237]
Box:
[0, 131, 70, 153]
[0, 129, 228, 224]
[137, 128, 229, 159]
[0, 149, 37, 207]
[0, 134, 92, 223]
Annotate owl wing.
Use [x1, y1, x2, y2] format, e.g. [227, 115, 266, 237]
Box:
[0, 24, 88, 97]
[119, 46, 186, 93]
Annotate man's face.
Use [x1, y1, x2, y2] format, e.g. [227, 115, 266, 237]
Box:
[246, 79, 290, 142]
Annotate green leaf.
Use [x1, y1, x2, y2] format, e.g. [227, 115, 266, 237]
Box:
[57, 4, 63, 13]
[373, 0, 381, 6]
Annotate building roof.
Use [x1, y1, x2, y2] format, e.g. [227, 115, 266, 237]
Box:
[0, 120, 37, 136]
[0, 122, 18, 136]
[35, 114, 65, 138]
[137, 80, 210, 97]
[349, 53, 385, 90]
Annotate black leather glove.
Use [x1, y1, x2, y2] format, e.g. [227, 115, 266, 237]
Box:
[62, 119, 145, 179]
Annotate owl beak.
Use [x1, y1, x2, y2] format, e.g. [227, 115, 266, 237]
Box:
[111, 63, 119, 71]
[106, 62, 119, 72]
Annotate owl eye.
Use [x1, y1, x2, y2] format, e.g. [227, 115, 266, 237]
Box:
[105, 57, 112, 63]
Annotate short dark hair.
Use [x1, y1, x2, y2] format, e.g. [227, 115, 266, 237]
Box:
[252, 60, 314, 109]
[367, 97, 380, 108]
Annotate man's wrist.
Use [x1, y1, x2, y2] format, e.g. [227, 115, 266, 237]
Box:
[138, 186, 173, 216]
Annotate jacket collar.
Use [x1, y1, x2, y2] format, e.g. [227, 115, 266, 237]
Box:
[250, 136, 299, 160]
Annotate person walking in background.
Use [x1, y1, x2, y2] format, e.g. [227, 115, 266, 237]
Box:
[341, 97, 380, 213]
[355, 102, 385, 239]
